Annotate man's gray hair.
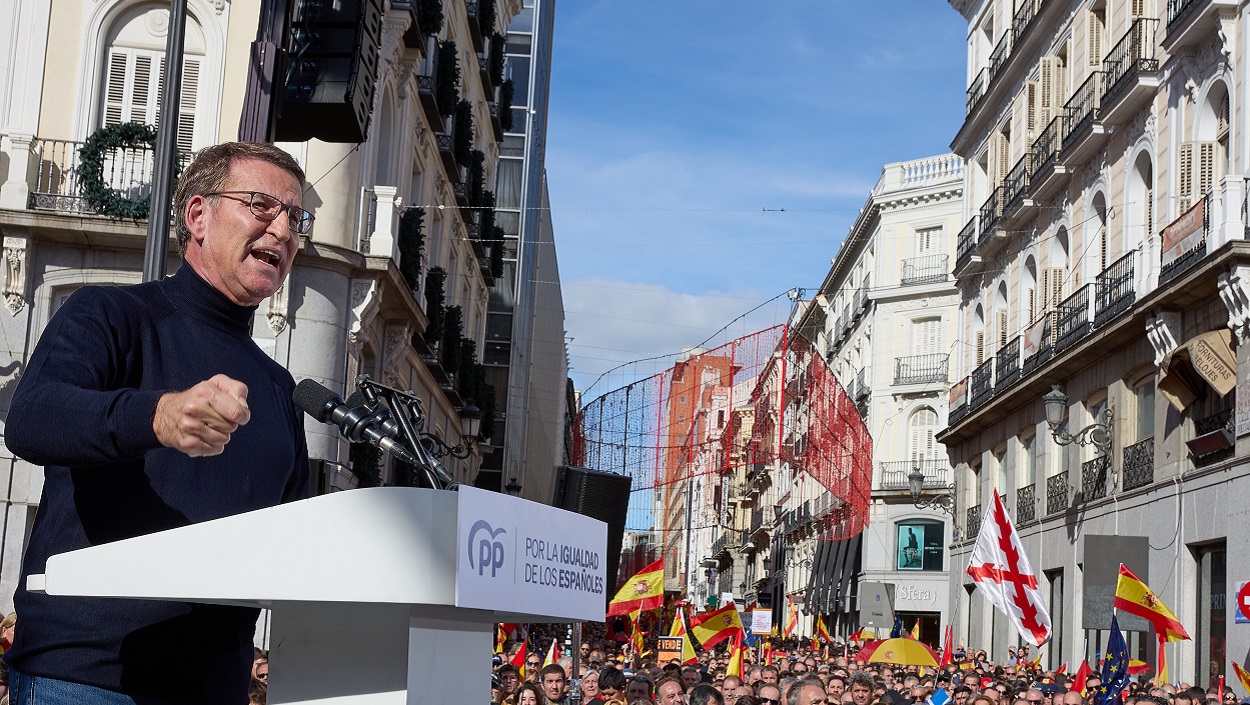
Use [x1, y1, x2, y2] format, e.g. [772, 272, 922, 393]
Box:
[848, 671, 876, 691]
[788, 678, 829, 705]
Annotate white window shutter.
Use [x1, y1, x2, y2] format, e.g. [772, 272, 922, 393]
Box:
[178, 58, 201, 152]
[1178, 141, 1194, 212]
[1027, 288, 1036, 322]
[976, 331, 985, 365]
[998, 310, 1008, 349]
[103, 51, 129, 127]
[1196, 140, 1218, 196]
[1026, 81, 1038, 139]
[1088, 11, 1104, 68]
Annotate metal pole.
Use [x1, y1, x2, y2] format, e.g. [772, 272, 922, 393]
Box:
[142, 0, 188, 282]
[568, 623, 581, 704]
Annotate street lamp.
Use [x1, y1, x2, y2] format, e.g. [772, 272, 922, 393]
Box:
[1043, 385, 1112, 455]
[908, 468, 954, 514]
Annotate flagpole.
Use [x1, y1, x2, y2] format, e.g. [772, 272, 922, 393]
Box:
[569, 623, 581, 705]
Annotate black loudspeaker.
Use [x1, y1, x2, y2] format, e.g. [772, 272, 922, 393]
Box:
[555, 466, 632, 603]
[275, 0, 382, 143]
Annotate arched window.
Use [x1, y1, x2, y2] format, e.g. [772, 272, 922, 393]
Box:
[909, 406, 940, 464]
[100, 4, 206, 152]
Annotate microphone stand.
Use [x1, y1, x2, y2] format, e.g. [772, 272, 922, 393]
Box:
[353, 374, 459, 491]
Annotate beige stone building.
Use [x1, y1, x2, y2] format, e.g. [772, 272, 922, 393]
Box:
[0, 0, 570, 613]
[943, 0, 1250, 680]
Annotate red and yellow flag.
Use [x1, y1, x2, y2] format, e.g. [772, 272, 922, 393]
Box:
[669, 606, 698, 665]
[939, 625, 953, 667]
[543, 639, 560, 667]
[1071, 661, 1091, 696]
[629, 610, 649, 657]
[909, 620, 921, 640]
[607, 559, 665, 618]
[1114, 563, 1190, 642]
[784, 598, 799, 637]
[1231, 662, 1250, 696]
[690, 602, 745, 650]
[511, 642, 528, 680]
[726, 631, 746, 678]
[494, 624, 507, 654]
[816, 617, 832, 643]
[1056, 663, 1067, 675]
[763, 640, 773, 666]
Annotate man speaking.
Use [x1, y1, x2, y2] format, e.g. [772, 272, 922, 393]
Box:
[3, 142, 311, 704]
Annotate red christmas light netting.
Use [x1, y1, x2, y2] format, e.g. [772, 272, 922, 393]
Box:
[572, 325, 872, 546]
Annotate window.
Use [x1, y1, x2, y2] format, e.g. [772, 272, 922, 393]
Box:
[916, 227, 941, 255]
[912, 318, 942, 356]
[909, 407, 940, 463]
[1135, 380, 1155, 442]
[1047, 569, 1065, 671]
[896, 519, 944, 571]
[1020, 433, 1036, 486]
[1087, 7, 1105, 68]
[100, 5, 204, 152]
[1195, 542, 1226, 686]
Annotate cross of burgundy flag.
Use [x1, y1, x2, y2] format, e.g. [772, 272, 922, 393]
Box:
[965, 489, 1051, 647]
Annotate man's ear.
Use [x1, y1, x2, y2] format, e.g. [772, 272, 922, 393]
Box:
[185, 195, 210, 245]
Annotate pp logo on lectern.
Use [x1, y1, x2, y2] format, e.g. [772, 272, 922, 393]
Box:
[467, 520, 507, 577]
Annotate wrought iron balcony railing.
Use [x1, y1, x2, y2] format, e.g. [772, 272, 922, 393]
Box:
[28, 137, 174, 215]
[1102, 18, 1159, 105]
[956, 217, 979, 270]
[1030, 117, 1062, 181]
[1167, 0, 1202, 33]
[1193, 407, 1235, 468]
[996, 336, 1021, 390]
[978, 187, 1005, 245]
[970, 358, 994, 409]
[902, 254, 949, 285]
[1016, 483, 1037, 523]
[966, 503, 982, 539]
[1054, 284, 1092, 353]
[1159, 196, 1209, 285]
[1122, 437, 1154, 490]
[949, 402, 970, 426]
[894, 353, 949, 385]
[1080, 455, 1109, 502]
[1062, 71, 1105, 149]
[966, 68, 988, 116]
[1094, 252, 1136, 327]
[1002, 154, 1033, 211]
[880, 460, 950, 491]
[1046, 471, 1070, 515]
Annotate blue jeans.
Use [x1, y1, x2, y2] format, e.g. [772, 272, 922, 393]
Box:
[9, 669, 169, 705]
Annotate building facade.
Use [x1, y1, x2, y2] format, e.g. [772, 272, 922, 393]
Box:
[943, 0, 1249, 681]
[788, 154, 965, 641]
[0, 0, 569, 612]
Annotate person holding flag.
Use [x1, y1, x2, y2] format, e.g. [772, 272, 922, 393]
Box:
[690, 601, 745, 650]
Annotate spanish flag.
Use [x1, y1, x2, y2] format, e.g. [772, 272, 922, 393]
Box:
[669, 606, 698, 665]
[607, 559, 665, 618]
[1114, 563, 1190, 642]
[726, 631, 746, 678]
[543, 639, 560, 667]
[494, 624, 508, 654]
[511, 642, 528, 680]
[1232, 662, 1250, 696]
[630, 610, 649, 657]
[816, 617, 833, 643]
[909, 620, 921, 640]
[784, 598, 799, 637]
[690, 602, 745, 650]
[1056, 664, 1067, 675]
[763, 640, 773, 665]
[1070, 660, 1091, 697]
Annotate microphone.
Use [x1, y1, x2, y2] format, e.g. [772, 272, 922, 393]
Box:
[347, 392, 457, 489]
[293, 379, 420, 466]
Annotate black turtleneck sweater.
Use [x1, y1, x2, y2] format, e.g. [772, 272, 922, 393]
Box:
[4, 264, 309, 704]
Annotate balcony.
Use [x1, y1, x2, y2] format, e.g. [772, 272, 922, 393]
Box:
[750, 508, 764, 536]
[1080, 455, 1109, 502]
[1021, 312, 1054, 375]
[1001, 154, 1036, 228]
[1122, 437, 1154, 491]
[970, 358, 994, 409]
[1059, 71, 1108, 166]
[902, 254, 949, 286]
[966, 68, 988, 116]
[977, 187, 1006, 252]
[855, 367, 870, 402]
[1164, 0, 1240, 52]
[711, 533, 729, 559]
[1046, 471, 1070, 515]
[463, 0, 485, 51]
[966, 504, 982, 539]
[995, 336, 1021, 391]
[1100, 18, 1160, 125]
[1192, 407, 1235, 467]
[416, 39, 446, 129]
[1160, 197, 1208, 285]
[879, 460, 950, 491]
[853, 275, 871, 317]
[1094, 252, 1136, 327]
[1054, 284, 1092, 353]
[949, 402, 969, 426]
[1016, 483, 1037, 523]
[894, 353, 949, 386]
[955, 216, 980, 275]
[1029, 117, 1068, 202]
[27, 137, 162, 215]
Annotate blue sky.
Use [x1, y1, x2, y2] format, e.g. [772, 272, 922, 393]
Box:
[544, 2, 969, 398]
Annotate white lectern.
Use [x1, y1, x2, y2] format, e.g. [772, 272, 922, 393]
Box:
[28, 486, 609, 704]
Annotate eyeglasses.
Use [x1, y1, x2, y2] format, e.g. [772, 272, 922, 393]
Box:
[206, 191, 314, 234]
[761, 699, 780, 704]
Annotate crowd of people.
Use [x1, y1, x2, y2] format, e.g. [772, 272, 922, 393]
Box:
[489, 637, 1241, 705]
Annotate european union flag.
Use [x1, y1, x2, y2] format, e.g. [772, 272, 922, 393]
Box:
[1093, 614, 1130, 705]
[891, 615, 903, 638]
